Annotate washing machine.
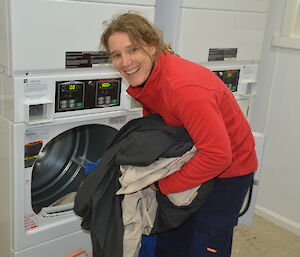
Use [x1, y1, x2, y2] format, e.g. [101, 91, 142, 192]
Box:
[0, 67, 142, 257]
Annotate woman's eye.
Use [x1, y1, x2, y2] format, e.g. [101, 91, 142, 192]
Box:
[111, 53, 121, 59]
[129, 47, 138, 53]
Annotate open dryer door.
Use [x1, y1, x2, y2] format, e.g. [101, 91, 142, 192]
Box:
[31, 124, 118, 215]
[238, 132, 265, 226]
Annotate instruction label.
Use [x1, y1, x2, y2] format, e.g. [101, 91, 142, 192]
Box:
[66, 51, 111, 68]
[24, 79, 48, 100]
[208, 48, 238, 61]
[24, 213, 39, 231]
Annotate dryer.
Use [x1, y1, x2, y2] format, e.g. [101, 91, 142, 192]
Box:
[1, 0, 156, 75]
[0, 68, 142, 257]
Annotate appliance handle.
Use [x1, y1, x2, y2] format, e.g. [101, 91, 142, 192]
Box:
[65, 248, 92, 257]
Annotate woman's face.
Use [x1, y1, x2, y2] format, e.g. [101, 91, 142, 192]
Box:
[108, 32, 156, 87]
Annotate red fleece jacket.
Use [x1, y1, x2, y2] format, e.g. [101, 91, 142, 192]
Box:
[127, 52, 258, 194]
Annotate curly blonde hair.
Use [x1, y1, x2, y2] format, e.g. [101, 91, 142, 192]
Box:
[100, 11, 179, 58]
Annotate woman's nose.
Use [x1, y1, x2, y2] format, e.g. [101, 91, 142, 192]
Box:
[121, 53, 132, 67]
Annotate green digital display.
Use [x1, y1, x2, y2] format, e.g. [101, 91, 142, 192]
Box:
[69, 84, 76, 90]
[101, 82, 111, 88]
[62, 84, 78, 92]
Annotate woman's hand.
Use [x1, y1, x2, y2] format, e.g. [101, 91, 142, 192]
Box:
[149, 183, 159, 191]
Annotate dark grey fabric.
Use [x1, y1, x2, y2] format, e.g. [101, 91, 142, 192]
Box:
[74, 114, 214, 257]
[74, 114, 195, 257]
[151, 180, 214, 234]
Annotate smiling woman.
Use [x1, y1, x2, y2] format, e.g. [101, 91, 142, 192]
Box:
[100, 11, 258, 257]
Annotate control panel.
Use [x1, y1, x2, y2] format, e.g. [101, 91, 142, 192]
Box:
[55, 78, 121, 112]
[210, 65, 258, 120]
[213, 69, 240, 92]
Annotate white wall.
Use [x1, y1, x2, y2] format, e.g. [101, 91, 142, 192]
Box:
[251, 0, 300, 235]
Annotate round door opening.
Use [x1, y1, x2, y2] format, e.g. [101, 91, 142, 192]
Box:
[31, 124, 118, 214]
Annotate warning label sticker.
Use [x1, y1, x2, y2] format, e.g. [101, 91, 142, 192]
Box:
[24, 213, 39, 231]
[208, 48, 238, 61]
[65, 51, 111, 68]
[24, 141, 43, 168]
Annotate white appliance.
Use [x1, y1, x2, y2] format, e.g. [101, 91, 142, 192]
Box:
[155, 0, 270, 63]
[0, 0, 156, 75]
[154, 0, 269, 226]
[0, 69, 143, 257]
[0, 0, 155, 256]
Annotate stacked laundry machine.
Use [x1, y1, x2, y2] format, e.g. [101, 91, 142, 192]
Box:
[0, 0, 155, 256]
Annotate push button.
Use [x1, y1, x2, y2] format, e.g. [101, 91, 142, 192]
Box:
[105, 96, 111, 104]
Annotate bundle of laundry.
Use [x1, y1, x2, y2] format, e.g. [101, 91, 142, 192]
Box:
[74, 114, 213, 257]
[119, 146, 215, 257]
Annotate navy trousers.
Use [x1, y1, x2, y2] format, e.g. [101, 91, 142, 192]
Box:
[153, 172, 254, 257]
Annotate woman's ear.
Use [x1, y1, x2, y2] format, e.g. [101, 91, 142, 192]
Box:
[149, 46, 156, 56]
[148, 45, 158, 62]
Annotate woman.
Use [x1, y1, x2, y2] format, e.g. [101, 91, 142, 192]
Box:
[101, 12, 258, 257]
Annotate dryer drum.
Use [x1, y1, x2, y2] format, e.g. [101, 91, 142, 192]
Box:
[31, 124, 118, 214]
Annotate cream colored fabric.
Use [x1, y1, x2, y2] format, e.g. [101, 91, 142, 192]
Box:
[122, 188, 157, 257]
[50, 192, 76, 206]
[119, 146, 200, 257]
[117, 146, 199, 206]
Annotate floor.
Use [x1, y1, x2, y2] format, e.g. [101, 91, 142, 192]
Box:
[232, 214, 300, 257]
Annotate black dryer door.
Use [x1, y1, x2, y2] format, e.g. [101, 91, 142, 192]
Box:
[31, 124, 117, 214]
